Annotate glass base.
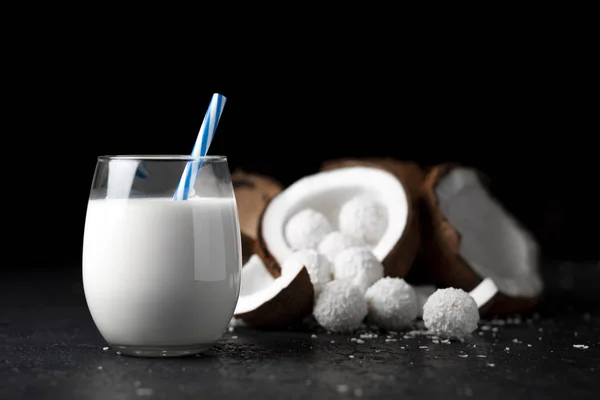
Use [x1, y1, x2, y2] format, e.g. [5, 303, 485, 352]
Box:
[111, 344, 213, 358]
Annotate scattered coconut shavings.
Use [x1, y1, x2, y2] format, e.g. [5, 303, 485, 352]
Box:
[487, 363, 495, 367]
[573, 345, 589, 349]
[505, 347, 510, 351]
[330, 340, 335, 343]
[419, 346, 428, 349]
[285, 208, 332, 250]
[102, 346, 109, 351]
[458, 354, 468, 358]
[359, 333, 378, 339]
[476, 355, 486, 358]
[318, 231, 364, 263]
[351, 338, 357, 341]
[365, 277, 418, 330]
[512, 338, 522, 344]
[228, 326, 234, 332]
[480, 325, 491, 331]
[385, 338, 397, 342]
[527, 344, 532, 347]
[313, 279, 368, 333]
[338, 195, 387, 245]
[116, 351, 122, 355]
[422, 288, 479, 339]
[441, 339, 451, 344]
[432, 339, 440, 344]
[349, 355, 355, 359]
[492, 327, 499, 332]
[97, 366, 103, 370]
[356, 339, 365, 344]
[231, 336, 238, 339]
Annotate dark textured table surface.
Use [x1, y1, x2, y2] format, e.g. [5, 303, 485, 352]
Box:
[2, 261, 599, 399]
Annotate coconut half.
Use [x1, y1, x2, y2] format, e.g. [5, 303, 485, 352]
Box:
[232, 169, 283, 241]
[257, 165, 418, 278]
[233, 254, 314, 327]
[320, 158, 423, 278]
[420, 164, 542, 315]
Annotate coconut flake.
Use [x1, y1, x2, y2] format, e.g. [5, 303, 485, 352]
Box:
[339, 195, 387, 245]
[332, 247, 383, 292]
[317, 231, 364, 263]
[284, 208, 332, 250]
[281, 249, 331, 293]
[365, 277, 418, 330]
[313, 279, 367, 333]
[423, 287, 479, 340]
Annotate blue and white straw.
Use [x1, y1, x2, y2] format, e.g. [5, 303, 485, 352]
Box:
[173, 93, 227, 200]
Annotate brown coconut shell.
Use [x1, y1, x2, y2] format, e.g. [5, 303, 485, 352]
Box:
[254, 197, 282, 278]
[319, 157, 423, 279]
[233, 266, 314, 327]
[419, 163, 541, 316]
[240, 231, 255, 266]
[232, 169, 283, 241]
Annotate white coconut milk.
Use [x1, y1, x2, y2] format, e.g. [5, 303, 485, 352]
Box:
[82, 197, 242, 349]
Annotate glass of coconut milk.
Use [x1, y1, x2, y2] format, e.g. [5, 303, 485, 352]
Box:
[82, 155, 242, 357]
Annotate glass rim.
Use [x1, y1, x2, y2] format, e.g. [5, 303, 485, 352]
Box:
[97, 155, 228, 162]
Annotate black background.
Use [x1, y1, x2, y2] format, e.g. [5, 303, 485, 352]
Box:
[4, 29, 598, 271]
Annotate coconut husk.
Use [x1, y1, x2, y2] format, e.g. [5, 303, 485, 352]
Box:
[255, 197, 282, 278]
[320, 157, 423, 279]
[233, 263, 314, 327]
[240, 231, 255, 265]
[419, 163, 541, 316]
[232, 169, 283, 240]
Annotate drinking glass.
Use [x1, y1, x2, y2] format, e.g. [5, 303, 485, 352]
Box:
[82, 155, 242, 357]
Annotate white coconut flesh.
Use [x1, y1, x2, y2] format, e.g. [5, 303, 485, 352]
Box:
[260, 166, 409, 265]
[469, 278, 498, 308]
[234, 254, 307, 315]
[436, 168, 542, 298]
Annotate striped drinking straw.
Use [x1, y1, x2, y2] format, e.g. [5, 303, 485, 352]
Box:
[173, 93, 227, 200]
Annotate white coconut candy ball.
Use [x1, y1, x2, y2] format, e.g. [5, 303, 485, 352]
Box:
[338, 195, 387, 245]
[317, 231, 364, 263]
[332, 247, 384, 293]
[284, 208, 333, 250]
[281, 249, 331, 293]
[365, 277, 418, 331]
[313, 279, 367, 333]
[422, 287, 480, 340]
